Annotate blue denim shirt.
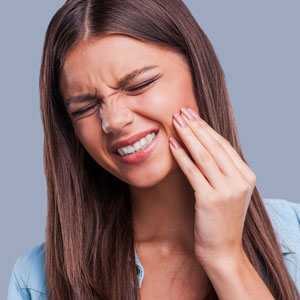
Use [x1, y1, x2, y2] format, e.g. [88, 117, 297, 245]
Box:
[6, 198, 300, 299]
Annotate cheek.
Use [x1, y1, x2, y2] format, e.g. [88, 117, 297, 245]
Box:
[134, 83, 186, 117]
[74, 117, 103, 155]
[135, 80, 195, 125]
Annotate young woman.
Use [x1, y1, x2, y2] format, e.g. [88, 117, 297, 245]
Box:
[7, 0, 300, 299]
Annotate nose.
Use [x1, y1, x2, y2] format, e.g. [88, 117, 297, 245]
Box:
[99, 93, 135, 134]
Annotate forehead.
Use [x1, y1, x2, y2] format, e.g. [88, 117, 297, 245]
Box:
[59, 34, 187, 97]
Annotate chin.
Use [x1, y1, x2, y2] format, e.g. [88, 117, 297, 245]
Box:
[122, 156, 175, 188]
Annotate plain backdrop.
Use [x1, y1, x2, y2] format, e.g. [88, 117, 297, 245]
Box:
[1, 1, 299, 297]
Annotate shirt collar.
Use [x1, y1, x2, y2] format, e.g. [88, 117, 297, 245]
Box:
[262, 198, 297, 255]
[134, 245, 145, 288]
[133, 198, 297, 288]
[134, 240, 294, 291]
[272, 221, 296, 255]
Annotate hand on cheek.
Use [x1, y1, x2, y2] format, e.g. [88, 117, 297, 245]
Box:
[169, 107, 256, 268]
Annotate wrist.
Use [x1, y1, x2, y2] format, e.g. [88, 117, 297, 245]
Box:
[196, 248, 247, 274]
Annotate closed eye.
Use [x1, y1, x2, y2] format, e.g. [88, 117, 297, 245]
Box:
[126, 78, 157, 93]
[71, 102, 100, 117]
[71, 75, 161, 118]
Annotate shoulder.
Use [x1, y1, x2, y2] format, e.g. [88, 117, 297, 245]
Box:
[262, 197, 300, 290]
[7, 242, 46, 299]
[262, 197, 300, 227]
[262, 197, 300, 253]
[262, 197, 300, 216]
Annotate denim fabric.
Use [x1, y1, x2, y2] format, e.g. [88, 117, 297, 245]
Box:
[6, 198, 300, 299]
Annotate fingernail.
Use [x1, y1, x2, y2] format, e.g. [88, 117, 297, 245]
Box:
[170, 136, 181, 149]
[173, 113, 186, 127]
[181, 107, 196, 121]
[188, 108, 201, 120]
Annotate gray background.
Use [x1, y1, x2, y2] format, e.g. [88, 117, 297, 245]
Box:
[1, 0, 299, 297]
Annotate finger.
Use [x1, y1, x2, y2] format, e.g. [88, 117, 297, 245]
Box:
[186, 108, 256, 183]
[173, 112, 226, 190]
[180, 107, 241, 179]
[169, 136, 213, 196]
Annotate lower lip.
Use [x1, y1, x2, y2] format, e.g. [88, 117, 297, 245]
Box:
[110, 130, 160, 165]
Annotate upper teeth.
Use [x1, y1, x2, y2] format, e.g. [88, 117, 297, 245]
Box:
[117, 132, 156, 156]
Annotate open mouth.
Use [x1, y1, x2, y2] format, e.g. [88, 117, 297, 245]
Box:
[110, 128, 160, 165]
[113, 129, 159, 156]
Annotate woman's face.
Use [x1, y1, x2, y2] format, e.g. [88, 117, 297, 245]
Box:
[59, 34, 200, 187]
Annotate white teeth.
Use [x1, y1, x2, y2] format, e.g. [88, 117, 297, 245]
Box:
[126, 146, 135, 154]
[116, 132, 156, 156]
[133, 140, 141, 151]
[145, 134, 153, 143]
[117, 148, 126, 156]
[139, 137, 147, 147]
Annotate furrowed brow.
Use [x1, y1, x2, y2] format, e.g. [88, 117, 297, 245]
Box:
[114, 65, 158, 89]
[64, 90, 100, 107]
[64, 65, 158, 106]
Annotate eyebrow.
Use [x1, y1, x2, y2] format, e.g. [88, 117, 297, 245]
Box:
[64, 65, 159, 106]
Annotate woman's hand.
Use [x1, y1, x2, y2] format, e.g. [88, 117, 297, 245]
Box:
[169, 107, 256, 269]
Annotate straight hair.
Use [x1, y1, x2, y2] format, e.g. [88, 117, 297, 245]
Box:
[39, 0, 299, 298]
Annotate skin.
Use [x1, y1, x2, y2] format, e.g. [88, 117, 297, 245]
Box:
[59, 34, 274, 299]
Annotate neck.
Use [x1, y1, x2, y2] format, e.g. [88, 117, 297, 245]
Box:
[130, 166, 195, 256]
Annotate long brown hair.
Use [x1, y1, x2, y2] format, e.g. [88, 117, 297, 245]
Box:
[39, 0, 299, 299]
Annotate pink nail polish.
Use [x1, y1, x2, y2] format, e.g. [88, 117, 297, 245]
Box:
[170, 136, 181, 149]
[188, 108, 201, 120]
[181, 107, 196, 121]
[173, 113, 186, 127]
